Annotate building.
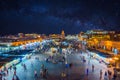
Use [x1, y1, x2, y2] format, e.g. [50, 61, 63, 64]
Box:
[61, 30, 65, 39]
[99, 41, 120, 54]
[78, 32, 88, 41]
[113, 31, 120, 41]
[49, 30, 65, 39]
[18, 33, 24, 38]
[85, 29, 120, 54]
[86, 29, 114, 40]
[0, 35, 43, 47]
[25, 33, 40, 38]
[49, 34, 61, 39]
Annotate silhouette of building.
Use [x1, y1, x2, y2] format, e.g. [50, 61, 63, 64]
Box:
[61, 30, 65, 39]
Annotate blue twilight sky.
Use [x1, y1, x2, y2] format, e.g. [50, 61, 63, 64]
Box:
[0, 0, 120, 35]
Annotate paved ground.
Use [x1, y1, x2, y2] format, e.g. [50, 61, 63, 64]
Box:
[1, 50, 120, 80]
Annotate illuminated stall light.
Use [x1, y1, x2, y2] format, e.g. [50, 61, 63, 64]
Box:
[114, 48, 118, 55]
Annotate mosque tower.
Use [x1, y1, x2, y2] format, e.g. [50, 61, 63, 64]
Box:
[61, 30, 65, 39]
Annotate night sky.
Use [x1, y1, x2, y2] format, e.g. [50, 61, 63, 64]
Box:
[0, 0, 120, 35]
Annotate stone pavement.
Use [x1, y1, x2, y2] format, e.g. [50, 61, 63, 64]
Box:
[1, 51, 120, 80]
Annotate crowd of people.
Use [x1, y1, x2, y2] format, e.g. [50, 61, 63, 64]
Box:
[0, 46, 119, 80]
[79, 50, 118, 80]
[0, 64, 19, 80]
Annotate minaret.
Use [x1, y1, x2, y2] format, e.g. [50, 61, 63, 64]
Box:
[61, 30, 65, 39]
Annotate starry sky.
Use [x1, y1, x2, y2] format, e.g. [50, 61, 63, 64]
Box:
[0, 0, 120, 35]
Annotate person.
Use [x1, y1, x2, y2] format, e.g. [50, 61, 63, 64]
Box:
[61, 71, 66, 78]
[12, 74, 19, 80]
[69, 63, 73, 68]
[14, 70, 16, 76]
[113, 73, 117, 80]
[34, 70, 37, 78]
[41, 64, 44, 70]
[92, 64, 94, 72]
[23, 64, 27, 70]
[65, 63, 69, 68]
[88, 59, 90, 64]
[100, 70, 102, 80]
[104, 71, 108, 80]
[108, 70, 112, 80]
[44, 68, 48, 74]
[108, 70, 112, 75]
[13, 66, 17, 72]
[99, 59, 103, 63]
[40, 69, 43, 77]
[6, 69, 8, 75]
[86, 68, 89, 76]
[0, 72, 2, 80]
[84, 77, 88, 80]
[105, 71, 107, 76]
[3, 66, 6, 71]
[83, 56, 86, 62]
[43, 68, 48, 78]
[80, 50, 82, 54]
[3, 77, 6, 80]
[62, 57, 65, 61]
[9, 66, 12, 71]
